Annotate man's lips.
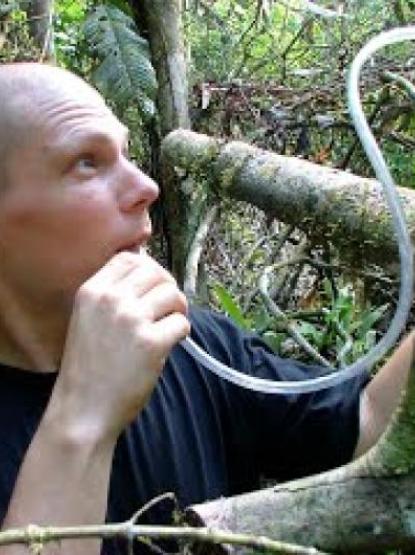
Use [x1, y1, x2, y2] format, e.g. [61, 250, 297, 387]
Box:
[116, 242, 144, 254]
[116, 226, 152, 254]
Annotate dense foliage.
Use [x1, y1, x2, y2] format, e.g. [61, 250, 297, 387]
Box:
[181, 0, 415, 367]
[0, 3, 40, 62]
[186, 0, 415, 184]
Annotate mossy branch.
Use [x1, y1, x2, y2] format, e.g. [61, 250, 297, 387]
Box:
[161, 129, 415, 271]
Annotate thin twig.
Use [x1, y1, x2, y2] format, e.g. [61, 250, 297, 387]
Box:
[244, 252, 394, 319]
[233, 0, 263, 50]
[388, 131, 415, 149]
[195, 0, 227, 28]
[339, 86, 390, 170]
[238, 229, 280, 293]
[129, 493, 177, 525]
[128, 493, 178, 555]
[260, 267, 332, 368]
[242, 224, 295, 313]
[279, 240, 310, 307]
[382, 70, 415, 103]
[271, 237, 309, 303]
[0, 522, 330, 555]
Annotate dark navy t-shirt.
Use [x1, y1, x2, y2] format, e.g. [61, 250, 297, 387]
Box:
[0, 307, 367, 553]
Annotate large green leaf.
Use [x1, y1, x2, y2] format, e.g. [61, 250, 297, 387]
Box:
[84, 4, 157, 119]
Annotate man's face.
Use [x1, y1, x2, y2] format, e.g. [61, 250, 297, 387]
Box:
[0, 83, 159, 309]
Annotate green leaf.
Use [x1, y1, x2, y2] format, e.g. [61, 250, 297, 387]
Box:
[262, 331, 284, 353]
[212, 283, 250, 329]
[297, 321, 324, 349]
[354, 304, 389, 338]
[83, 4, 157, 119]
[252, 307, 272, 333]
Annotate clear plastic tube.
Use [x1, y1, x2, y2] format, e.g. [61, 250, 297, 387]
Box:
[180, 27, 415, 394]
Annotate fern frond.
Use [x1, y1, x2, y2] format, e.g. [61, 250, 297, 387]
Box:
[84, 4, 157, 119]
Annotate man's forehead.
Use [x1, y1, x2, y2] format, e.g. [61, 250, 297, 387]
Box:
[48, 123, 130, 152]
[31, 91, 129, 150]
[0, 63, 123, 149]
[0, 63, 105, 112]
[0, 64, 130, 186]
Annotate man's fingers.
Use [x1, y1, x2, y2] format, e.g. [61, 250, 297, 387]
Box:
[96, 252, 143, 284]
[134, 282, 188, 323]
[149, 313, 191, 350]
[81, 251, 177, 300]
[119, 261, 177, 298]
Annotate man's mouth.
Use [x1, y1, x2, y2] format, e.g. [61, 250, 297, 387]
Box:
[116, 243, 143, 254]
[116, 224, 151, 255]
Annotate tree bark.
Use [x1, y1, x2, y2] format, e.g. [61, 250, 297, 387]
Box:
[25, 0, 54, 61]
[158, 128, 218, 286]
[131, 0, 194, 283]
[187, 348, 415, 554]
[161, 129, 415, 270]
[132, 0, 190, 137]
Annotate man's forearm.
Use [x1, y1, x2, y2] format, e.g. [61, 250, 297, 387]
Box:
[0, 401, 116, 555]
[354, 330, 415, 458]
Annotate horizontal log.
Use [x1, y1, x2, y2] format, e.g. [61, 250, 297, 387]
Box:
[161, 130, 415, 269]
[187, 471, 415, 554]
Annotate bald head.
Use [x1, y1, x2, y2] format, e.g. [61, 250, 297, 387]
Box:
[0, 63, 105, 191]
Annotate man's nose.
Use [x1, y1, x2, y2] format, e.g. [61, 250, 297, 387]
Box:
[117, 160, 160, 212]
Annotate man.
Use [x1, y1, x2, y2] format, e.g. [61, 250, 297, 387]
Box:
[0, 62, 412, 555]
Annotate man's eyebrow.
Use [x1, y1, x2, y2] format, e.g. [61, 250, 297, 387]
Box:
[50, 127, 130, 155]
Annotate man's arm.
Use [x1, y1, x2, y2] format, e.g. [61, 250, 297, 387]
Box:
[354, 330, 415, 458]
[0, 252, 190, 554]
[1, 409, 115, 554]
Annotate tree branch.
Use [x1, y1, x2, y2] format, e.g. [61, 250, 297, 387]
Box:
[184, 204, 218, 300]
[161, 130, 415, 270]
[259, 266, 332, 367]
[0, 522, 329, 555]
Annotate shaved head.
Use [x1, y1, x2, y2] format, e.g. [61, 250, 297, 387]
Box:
[0, 63, 105, 191]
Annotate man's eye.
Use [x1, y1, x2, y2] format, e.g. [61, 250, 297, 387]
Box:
[75, 156, 97, 171]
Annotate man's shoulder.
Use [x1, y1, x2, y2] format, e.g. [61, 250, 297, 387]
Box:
[188, 305, 228, 327]
[188, 305, 259, 344]
[186, 305, 258, 362]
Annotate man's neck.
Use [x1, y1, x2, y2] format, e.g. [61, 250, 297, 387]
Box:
[0, 287, 70, 372]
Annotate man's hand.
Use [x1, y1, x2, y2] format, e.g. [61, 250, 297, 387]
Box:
[49, 251, 190, 442]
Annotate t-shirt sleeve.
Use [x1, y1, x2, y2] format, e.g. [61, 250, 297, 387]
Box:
[189, 307, 369, 483]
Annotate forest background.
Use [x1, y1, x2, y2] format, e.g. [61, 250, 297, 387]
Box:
[2, 0, 415, 370]
[2, 1, 415, 553]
